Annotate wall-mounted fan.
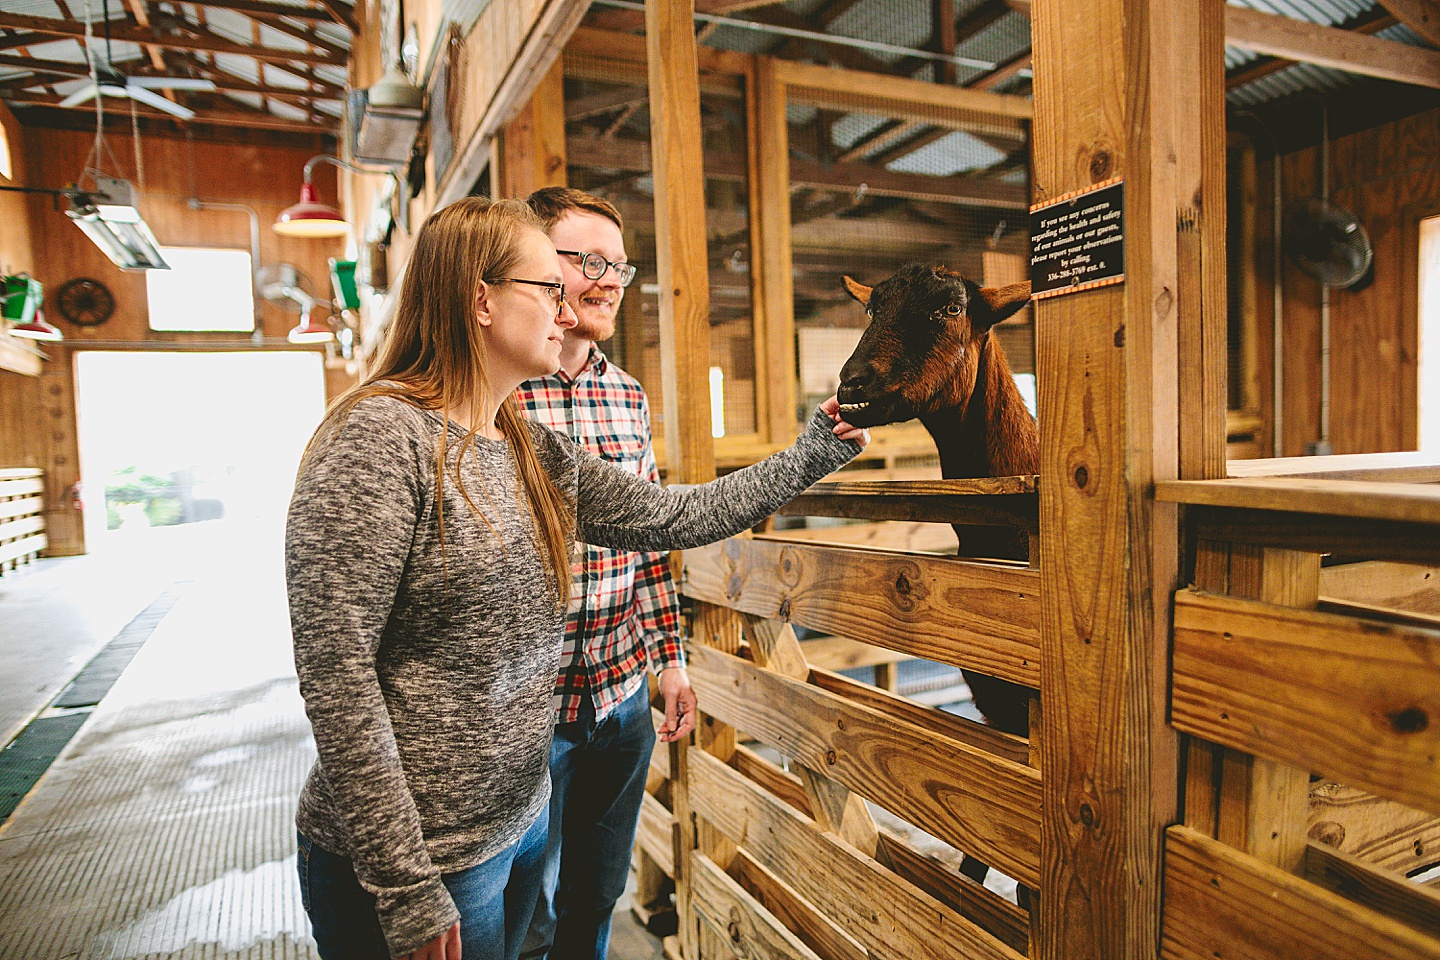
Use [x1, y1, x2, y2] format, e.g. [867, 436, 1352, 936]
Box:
[1283, 197, 1373, 290]
[59, 59, 215, 121]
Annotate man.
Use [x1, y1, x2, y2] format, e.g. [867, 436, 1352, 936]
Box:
[517, 186, 698, 960]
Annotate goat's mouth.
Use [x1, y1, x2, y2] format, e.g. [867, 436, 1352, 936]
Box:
[833, 392, 913, 428]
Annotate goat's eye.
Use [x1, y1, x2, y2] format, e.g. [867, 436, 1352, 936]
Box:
[943, 303, 962, 316]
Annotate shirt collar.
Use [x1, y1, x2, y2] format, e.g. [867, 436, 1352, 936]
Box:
[556, 343, 608, 385]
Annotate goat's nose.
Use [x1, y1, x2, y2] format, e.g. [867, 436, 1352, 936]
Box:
[837, 363, 876, 399]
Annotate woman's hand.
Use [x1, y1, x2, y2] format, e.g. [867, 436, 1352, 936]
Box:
[820, 396, 871, 448]
[405, 922, 460, 960]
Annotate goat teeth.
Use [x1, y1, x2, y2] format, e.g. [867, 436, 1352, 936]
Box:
[838, 402, 869, 413]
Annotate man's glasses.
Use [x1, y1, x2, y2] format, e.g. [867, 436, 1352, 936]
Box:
[555, 250, 637, 287]
[486, 278, 567, 318]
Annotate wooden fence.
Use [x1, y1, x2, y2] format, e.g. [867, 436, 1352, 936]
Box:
[628, 465, 1440, 960]
[0, 467, 46, 574]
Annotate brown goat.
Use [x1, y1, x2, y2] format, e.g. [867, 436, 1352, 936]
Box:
[837, 263, 1035, 738]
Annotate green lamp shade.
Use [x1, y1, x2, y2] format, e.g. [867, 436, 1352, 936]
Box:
[329, 258, 360, 310]
[2, 275, 42, 324]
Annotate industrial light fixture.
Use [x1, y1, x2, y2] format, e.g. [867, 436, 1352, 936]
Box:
[11, 308, 62, 342]
[287, 310, 334, 344]
[64, 174, 170, 271]
[275, 154, 401, 239]
[1, 274, 61, 341]
[350, 66, 424, 166]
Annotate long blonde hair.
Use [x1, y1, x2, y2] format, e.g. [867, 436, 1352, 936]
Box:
[304, 196, 575, 605]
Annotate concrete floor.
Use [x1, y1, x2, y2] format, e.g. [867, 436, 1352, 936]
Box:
[0, 519, 663, 959]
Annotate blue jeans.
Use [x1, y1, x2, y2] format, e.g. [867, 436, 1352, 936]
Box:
[297, 807, 549, 960]
[523, 682, 656, 960]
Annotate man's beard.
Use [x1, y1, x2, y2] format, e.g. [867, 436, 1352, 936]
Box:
[571, 307, 617, 342]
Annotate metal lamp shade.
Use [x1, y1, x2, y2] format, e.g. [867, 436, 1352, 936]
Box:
[274, 183, 349, 238]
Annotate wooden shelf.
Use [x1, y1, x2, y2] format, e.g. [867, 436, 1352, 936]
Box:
[1227, 451, 1440, 484]
[780, 476, 1040, 528]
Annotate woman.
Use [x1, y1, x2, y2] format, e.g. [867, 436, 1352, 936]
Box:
[286, 197, 867, 960]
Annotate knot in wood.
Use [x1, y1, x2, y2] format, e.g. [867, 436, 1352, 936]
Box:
[895, 573, 911, 595]
[1073, 465, 1089, 489]
[726, 575, 742, 600]
[778, 598, 792, 621]
[1308, 821, 1345, 848]
[1089, 150, 1112, 181]
[825, 749, 838, 766]
[1387, 706, 1428, 734]
[729, 908, 743, 943]
[1079, 802, 1095, 827]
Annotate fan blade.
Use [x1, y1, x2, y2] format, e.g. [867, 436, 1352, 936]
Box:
[128, 77, 216, 92]
[127, 85, 196, 120]
[58, 82, 99, 108]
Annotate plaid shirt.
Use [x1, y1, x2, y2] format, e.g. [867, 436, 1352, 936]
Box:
[516, 346, 686, 723]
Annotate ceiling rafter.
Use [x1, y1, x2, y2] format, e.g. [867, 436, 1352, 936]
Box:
[1226, 4, 1440, 89]
[1375, 0, 1440, 47]
[178, 0, 344, 25]
[586, 0, 781, 34]
[7, 91, 335, 132]
[0, 12, 344, 66]
[168, 50, 341, 98]
[250, 12, 347, 60]
[1225, 8, 1398, 90]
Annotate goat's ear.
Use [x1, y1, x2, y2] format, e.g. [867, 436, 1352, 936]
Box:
[966, 280, 1032, 330]
[842, 275, 872, 306]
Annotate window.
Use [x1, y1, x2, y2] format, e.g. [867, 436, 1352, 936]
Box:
[1420, 216, 1440, 454]
[146, 247, 254, 332]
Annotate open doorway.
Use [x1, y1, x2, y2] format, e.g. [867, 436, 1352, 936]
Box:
[72, 352, 326, 569]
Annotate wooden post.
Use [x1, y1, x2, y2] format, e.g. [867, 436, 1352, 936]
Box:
[647, 3, 721, 955]
[493, 57, 567, 199]
[1030, 0, 1226, 956]
[648, 0, 716, 484]
[752, 56, 799, 445]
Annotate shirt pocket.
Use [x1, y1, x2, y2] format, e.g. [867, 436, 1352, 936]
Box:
[595, 429, 648, 468]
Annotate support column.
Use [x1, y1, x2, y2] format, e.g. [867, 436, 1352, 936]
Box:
[1030, 0, 1227, 957]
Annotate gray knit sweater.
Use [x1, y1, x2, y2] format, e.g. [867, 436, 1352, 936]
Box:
[285, 395, 859, 955]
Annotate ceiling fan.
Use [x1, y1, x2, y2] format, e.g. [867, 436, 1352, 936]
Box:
[59, 0, 214, 120]
[59, 59, 215, 121]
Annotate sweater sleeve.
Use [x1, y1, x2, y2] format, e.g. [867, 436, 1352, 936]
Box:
[575, 408, 860, 552]
[285, 399, 460, 956]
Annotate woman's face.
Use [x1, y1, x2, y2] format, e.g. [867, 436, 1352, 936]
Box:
[480, 228, 578, 385]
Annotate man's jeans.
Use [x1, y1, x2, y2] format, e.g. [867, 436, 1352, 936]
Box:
[523, 681, 656, 960]
[296, 806, 549, 960]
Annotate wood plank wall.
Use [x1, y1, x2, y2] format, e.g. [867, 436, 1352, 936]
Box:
[1245, 107, 1439, 458]
[0, 102, 39, 377]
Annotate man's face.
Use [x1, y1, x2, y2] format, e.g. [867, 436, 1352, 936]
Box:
[548, 210, 627, 343]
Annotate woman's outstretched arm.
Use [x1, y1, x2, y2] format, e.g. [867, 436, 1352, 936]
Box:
[574, 400, 865, 553]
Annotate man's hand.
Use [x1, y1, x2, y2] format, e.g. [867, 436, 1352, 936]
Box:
[404, 922, 460, 960]
[657, 666, 697, 743]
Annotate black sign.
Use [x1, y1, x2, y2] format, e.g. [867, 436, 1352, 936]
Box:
[1029, 178, 1125, 299]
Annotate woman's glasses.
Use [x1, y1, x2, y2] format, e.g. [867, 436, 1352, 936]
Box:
[486, 278, 567, 318]
[555, 250, 637, 287]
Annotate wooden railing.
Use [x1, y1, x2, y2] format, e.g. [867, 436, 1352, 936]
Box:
[1156, 471, 1440, 960]
[661, 477, 1040, 960]
[0, 467, 46, 574]
[634, 468, 1440, 960]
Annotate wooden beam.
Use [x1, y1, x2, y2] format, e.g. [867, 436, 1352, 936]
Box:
[772, 57, 1032, 122]
[751, 55, 796, 444]
[310, 0, 357, 33]
[646, 0, 714, 483]
[1376, 0, 1440, 47]
[587, 0, 783, 33]
[185, 0, 345, 23]
[0, 55, 89, 78]
[495, 56, 566, 198]
[1172, 588, 1440, 818]
[0, 13, 345, 65]
[688, 748, 1027, 960]
[249, 13, 348, 60]
[4, 92, 335, 132]
[682, 536, 1041, 687]
[1225, 6, 1440, 89]
[1162, 826, 1440, 960]
[967, 52, 1030, 91]
[931, 0, 958, 84]
[1225, 11, 1398, 90]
